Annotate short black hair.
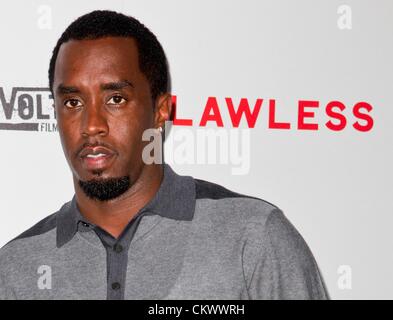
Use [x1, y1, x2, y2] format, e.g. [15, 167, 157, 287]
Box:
[48, 10, 170, 102]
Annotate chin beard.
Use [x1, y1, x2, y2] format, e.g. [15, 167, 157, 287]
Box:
[78, 176, 130, 201]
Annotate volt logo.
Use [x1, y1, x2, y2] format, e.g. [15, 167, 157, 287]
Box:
[0, 87, 57, 132]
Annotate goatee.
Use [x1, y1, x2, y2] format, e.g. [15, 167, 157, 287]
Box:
[78, 176, 130, 201]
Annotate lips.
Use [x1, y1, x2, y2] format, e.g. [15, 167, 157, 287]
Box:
[78, 146, 116, 171]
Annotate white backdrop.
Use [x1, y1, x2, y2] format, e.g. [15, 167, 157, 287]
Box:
[0, 0, 392, 299]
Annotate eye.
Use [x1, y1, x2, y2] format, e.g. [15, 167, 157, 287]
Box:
[64, 99, 82, 109]
[107, 95, 127, 105]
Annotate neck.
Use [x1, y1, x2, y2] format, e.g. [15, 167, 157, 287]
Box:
[73, 163, 163, 239]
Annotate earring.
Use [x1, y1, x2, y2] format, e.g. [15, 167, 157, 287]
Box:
[157, 127, 163, 133]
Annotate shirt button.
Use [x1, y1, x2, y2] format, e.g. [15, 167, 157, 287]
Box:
[113, 244, 123, 253]
[111, 282, 121, 290]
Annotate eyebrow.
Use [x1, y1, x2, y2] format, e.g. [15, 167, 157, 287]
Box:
[56, 84, 80, 95]
[100, 80, 134, 91]
[55, 80, 134, 95]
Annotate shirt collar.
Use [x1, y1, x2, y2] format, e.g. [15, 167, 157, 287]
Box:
[56, 163, 196, 248]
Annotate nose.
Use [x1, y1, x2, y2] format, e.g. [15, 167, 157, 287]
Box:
[80, 103, 109, 138]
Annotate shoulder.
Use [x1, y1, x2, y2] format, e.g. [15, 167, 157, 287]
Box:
[193, 178, 328, 296]
[9, 212, 58, 245]
[194, 178, 281, 226]
[0, 204, 66, 268]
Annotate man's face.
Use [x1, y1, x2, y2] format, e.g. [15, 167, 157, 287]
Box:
[53, 37, 162, 187]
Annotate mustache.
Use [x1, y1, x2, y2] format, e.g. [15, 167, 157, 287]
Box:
[74, 141, 117, 158]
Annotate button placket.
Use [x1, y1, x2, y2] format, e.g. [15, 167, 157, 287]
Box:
[113, 243, 123, 253]
[111, 282, 121, 290]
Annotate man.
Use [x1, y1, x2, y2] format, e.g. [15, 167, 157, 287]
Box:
[0, 10, 328, 300]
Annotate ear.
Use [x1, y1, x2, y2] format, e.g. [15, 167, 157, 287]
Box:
[154, 93, 172, 130]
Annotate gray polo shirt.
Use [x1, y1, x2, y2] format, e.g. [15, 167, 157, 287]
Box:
[0, 164, 328, 300]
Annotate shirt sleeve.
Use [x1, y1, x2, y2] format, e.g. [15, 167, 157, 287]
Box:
[244, 209, 329, 300]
